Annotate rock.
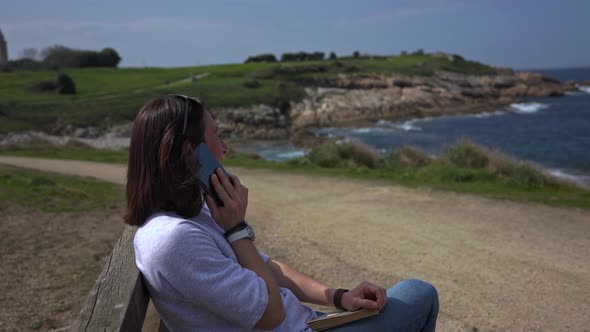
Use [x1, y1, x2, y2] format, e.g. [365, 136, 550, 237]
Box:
[213, 105, 290, 140]
[392, 77, 414, 88]
[515, 72, 564, 96]
[287, 70, 571, 134]
[563, 80, 578, 91]
[515, 72, 545, 84]
[492, 76, 516, 89]
[500, 84, 529, 98]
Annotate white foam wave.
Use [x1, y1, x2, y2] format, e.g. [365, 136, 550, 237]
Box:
[276, 150, 306, 160]
[509, 102, 549, 114]
[350, 127, 395, 134]
[351, 128, 374, 134]
[375, 119, 422, 131]
[579, 85, 590, 93]
[471, 111, 505, 119]
[397, 122, 422, 131]
[548, 169, 590, 188]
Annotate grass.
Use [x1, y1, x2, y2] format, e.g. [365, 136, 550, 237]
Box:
[0, 54, 498, 134]
[0, 139, 129, 163]
[0, 163, 124, 213]
[2, 140, 589, 209]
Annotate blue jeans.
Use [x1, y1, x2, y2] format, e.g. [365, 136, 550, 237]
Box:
[319, 279, 439, 332]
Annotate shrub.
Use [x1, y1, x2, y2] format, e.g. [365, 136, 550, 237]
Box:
[245, 53, 277, 63]
[307, 143, 344, 168]
[307, 142, 380, 168]
[56, 74, 76, 94]
[444, 141, 489, 169]
[482, 149, 561, 187]
[384, 147, 431, 168]
[98, 48, 122, 67]
[280, 51, 325, 62]
[30, 74, 76, 94]
[502, 163, 553, 187]
[271, 81, 306, 112]
[309, 52, 325, 61]
[1, 59, 44, 72]
[41, 45, 121, 69]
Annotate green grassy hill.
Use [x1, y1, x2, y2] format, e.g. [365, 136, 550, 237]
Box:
[0, 54, 497, 134]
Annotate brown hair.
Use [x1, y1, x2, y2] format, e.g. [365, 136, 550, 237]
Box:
[124, 95, 206, 226]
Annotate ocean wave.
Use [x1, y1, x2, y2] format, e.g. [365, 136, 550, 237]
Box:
[579, 85, 590, 93]
[375, 120, 422, 131]
[508, 102, 549, 114]
[548, 169, 590, 188]
[471, 110, 505, 118]
[276, 150, 306, 160]
[397, 122, 422, 131]
[349, 126, 398, 134]
[351, 128, 375, 134]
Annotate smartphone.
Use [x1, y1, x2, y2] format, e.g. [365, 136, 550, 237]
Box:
[195, 143, 231, 206]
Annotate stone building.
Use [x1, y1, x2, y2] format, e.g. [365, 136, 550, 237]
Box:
[0, 28, 7, 65]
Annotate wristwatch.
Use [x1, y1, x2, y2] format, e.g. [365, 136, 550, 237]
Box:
[225, 220, 256, 243]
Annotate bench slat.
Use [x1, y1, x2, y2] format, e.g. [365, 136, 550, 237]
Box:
[72, 226, 149, 332]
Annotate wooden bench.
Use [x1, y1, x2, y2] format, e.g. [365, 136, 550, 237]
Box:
[72, 226, 167, 332]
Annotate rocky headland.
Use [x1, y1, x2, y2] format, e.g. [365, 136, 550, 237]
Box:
[214, 70, 578, 144]
[1, 70, 586, 149]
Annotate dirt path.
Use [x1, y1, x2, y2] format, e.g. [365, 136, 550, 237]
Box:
[1, 156, 589, 332]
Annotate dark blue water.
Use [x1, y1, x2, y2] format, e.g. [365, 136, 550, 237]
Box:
[248, 68, 590, 186]
[314, 94, 590, 185]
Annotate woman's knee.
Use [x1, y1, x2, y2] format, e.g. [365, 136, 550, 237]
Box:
[388, 278, 439, 311]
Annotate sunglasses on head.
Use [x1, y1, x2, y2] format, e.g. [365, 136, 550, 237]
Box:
[168, 94, 202, 136]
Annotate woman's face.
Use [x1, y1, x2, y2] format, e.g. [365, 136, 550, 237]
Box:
[203, 111, 228, 162]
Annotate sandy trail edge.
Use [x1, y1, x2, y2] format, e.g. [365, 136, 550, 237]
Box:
[1, 156, 588, 332]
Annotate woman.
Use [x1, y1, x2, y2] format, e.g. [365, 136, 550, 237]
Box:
[125, 94, 439, 331]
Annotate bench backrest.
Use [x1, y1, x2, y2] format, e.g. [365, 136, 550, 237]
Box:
[72, 226, 150, 331]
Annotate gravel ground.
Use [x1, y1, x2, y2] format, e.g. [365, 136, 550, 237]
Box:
[0, 156, 589, 332]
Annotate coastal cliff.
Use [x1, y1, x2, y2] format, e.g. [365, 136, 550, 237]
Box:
[215, 71, 570, 142]
[1, 54, 584, 148]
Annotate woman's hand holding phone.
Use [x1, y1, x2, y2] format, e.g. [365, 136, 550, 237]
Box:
[206, 168, 249, 231]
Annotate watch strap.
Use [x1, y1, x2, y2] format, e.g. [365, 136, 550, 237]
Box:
[334, 288, 349, 311]
[224, 220, 247, 238]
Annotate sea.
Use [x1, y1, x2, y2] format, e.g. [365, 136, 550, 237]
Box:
[237, 67, 590, 187]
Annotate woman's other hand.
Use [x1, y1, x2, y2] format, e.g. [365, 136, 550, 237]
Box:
[341, 281, 387, 311]
[205, 168, 248, 231]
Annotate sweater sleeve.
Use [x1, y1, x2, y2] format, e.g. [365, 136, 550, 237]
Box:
[155, 221, 270, 329]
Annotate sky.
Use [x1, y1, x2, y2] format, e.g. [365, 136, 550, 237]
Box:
[1, 0, 589, 69]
